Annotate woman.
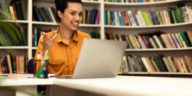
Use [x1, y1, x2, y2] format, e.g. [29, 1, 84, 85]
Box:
[35, 0, 91, 76]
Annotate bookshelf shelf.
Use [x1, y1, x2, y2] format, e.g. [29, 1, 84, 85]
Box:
[33, 0, 54, 3]
[0, 46, 28, 49]
[32, 47, 37, 50]
[32, 21, 101, 27]
[79, 24, 101, 27]
[36, 0, 101, 4]
[32, 21, 59, 25]
[1, 20, 29, 24]
[105, 22, 192, 29]
[82, 1, 101, 4]
[122, 72, 192, 74]
[125, 47, 192, 52]
[104, 0, 182, 6]
[120, 72, 192, 76]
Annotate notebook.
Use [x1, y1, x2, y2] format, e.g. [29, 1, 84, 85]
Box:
[57, 38, 127, 79]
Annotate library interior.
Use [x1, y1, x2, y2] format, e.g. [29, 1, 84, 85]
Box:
[1, 0, 192, 96]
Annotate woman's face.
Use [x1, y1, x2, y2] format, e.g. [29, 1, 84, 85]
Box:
[58, 2, 83, 31]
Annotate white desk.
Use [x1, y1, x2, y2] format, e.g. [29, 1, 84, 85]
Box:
[1, 76, 192, 96]
[54, 76, 192, 96]
[0, 78, 54, 86]
[0, 78, 54, 96]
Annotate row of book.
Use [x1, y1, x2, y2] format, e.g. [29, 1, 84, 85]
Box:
[33, 7, 59, 22]
[104, 3, 192, 26]
[33, 27, 41, 47]
[33, 27, 55, 47]
[0, 54, 28, 74]
[33, 7, 100, 25]
[105, 0, 165, 3]
[0, 0, 26, 20]
[83, 9, 100, 24]
[106, 30, 192, 49]
[120, 54, 192, 73]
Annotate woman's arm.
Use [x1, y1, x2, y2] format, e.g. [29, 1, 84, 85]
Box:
[41, 31, 58, 58]
[34, 31, 57, 71]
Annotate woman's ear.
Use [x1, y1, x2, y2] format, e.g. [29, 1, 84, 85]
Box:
[57, 10, 63, 18]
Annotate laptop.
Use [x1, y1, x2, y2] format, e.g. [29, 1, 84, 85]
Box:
[57, 38, 127, 79]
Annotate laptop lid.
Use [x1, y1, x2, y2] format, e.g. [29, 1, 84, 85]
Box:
[72, 38, 127, 79]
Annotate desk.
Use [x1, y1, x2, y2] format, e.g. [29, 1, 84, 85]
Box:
[1, 76, 192, 96]
[54, 76, 192, 96]
[0, 78, 54, 96]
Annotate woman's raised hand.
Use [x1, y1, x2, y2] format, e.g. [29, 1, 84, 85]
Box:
[42, 31, 58, 52]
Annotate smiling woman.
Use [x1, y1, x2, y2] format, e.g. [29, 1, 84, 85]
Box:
[35, 0, 91, 76]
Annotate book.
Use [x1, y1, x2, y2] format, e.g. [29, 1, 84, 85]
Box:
[6, 54, 12, 74]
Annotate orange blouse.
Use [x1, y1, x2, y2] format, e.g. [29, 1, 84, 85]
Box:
[35, 28, 91, 75]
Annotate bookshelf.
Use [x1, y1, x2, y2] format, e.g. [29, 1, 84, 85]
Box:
[104, 0, 192, 76]
[0, 0, 103, 74]
[1, 0, 192, 75]
[0, 0, 103, 59]
[31, 0, 104, 57]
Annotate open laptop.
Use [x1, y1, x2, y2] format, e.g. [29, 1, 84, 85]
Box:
[57, 38, 127, 79]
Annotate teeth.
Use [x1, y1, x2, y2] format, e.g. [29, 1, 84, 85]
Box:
[72, 22, 78, 25]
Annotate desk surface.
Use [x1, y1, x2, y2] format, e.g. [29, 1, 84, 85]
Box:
[54, 76, 192, 96]
[1, 76, 192, 96]
[0, 78, 54, 86]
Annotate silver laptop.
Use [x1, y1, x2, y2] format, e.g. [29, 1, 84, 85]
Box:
[57, 38, 127, 79]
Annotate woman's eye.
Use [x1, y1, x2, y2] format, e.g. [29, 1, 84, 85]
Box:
[79, 13, 83, 16]
[71, 12, 76, 15]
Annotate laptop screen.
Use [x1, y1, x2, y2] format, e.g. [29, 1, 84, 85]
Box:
[72, 39, 127, 79]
